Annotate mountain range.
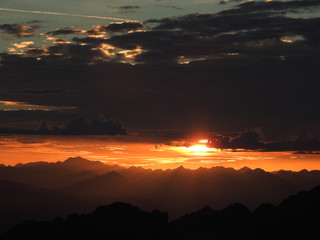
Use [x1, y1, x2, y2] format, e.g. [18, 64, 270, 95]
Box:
[3, 184, 320, 239]
[1, 157, 320, 233]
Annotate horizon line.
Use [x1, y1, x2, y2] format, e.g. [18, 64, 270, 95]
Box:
[2, 156, 313, 172]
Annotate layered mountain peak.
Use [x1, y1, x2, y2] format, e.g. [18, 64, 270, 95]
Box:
[239, 166, 252, 173]
[62, 156, 122, 174]
[63, 156, 92, 165]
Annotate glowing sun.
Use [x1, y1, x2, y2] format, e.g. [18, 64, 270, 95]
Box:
[179, 139, 219, 156]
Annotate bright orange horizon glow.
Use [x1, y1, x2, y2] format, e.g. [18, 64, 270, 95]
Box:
[173, 139, 219, 156]
[179, 144, 219, 156]
[0, 135, 320, 172]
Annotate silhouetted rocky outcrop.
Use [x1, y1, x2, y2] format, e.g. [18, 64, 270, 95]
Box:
[2, 203, 168, 240]
[0, 179, 91, 234]
[170, 185, 320, 239]
[3, 185, 320, 239]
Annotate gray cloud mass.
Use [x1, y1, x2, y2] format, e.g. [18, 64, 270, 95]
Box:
[0, 0, 319, 137]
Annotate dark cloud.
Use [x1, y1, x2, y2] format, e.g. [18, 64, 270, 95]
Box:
[150, 0, 320, 32]
[25, 48, 46, 55]
[102, 22, 144, 33]
[47, 43, 104, 60]
[26, 20, 43, 24]
[0, 23, 40, 38]
[221, 0, 320, 9]
[46, 27, 84, 36]
[6, 89, 66, 95]
[84, 22, 144, 39]
[107, 30, 196, 63]
[208, 129, 265, 150]
[120, 1, 320, 63]
[107, 5, 141, 13]
[0, 0, 319, 138]
[155, 5, 183, 10]
[62, 116, 128, 135]
[0, 110, 77, 130]
[118, 5, 140, 10]
[209, 128, 320, 151]
[234, 0, 320, 13]
[20, 43, 107, 63]
[72, 36, 107, 45]
[0, 115, 128, 135]
[229, 128, 265, 149]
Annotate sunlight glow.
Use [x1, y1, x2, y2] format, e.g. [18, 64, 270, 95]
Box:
[0, 100, 76, 111]
[119, 47, 144, 60]
[180, 142, 219, 156]
[12, 41, 34, 49]
[0, 135, 319, 171]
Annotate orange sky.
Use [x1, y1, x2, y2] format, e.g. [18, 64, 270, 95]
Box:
[0, 135, 320, 171]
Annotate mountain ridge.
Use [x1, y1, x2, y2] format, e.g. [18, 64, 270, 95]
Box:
[2, 156, 320, 232]
[3, 184, 320, 239]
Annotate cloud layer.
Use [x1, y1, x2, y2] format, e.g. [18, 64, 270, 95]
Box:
[0, 0, 319, 137]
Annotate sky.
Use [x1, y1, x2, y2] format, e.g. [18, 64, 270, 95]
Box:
[1, 134, 319, 171]
[2, 2, 320, 235]
[0, 0, 229, 22]
[0, 0, 320, 139]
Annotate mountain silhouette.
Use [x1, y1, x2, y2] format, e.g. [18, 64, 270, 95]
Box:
[1, 203, 168, 240]
[0, 179, 92, 233]
[62, 157, 108, 171]
[2, 157, 320, 232]
[170, 185, 320, 239]
[66, 170, 127, 196]
[3, 185, 320, 239]
[0, 157, 123, 188]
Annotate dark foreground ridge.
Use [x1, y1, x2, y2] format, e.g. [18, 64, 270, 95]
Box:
[3, 185, 320, 240]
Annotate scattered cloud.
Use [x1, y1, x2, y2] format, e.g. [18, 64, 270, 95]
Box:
[154, 5, 183, 10]
[85, 22, 144, 36]
[118, 5, 140, 10]
[0, 100, 76, 112]
[46, 27, 85, 36]
[103, 22, 144, 33]
[12, 41, 34, 49]
[106, 5, 141, 14]
[26, 20, 43, 24]
[0, 23, 40, 38]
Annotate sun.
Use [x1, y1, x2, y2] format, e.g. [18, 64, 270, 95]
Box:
[179, 139, 219, 156]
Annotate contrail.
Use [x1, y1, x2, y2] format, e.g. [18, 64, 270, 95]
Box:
[0, 7, 137, 22]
